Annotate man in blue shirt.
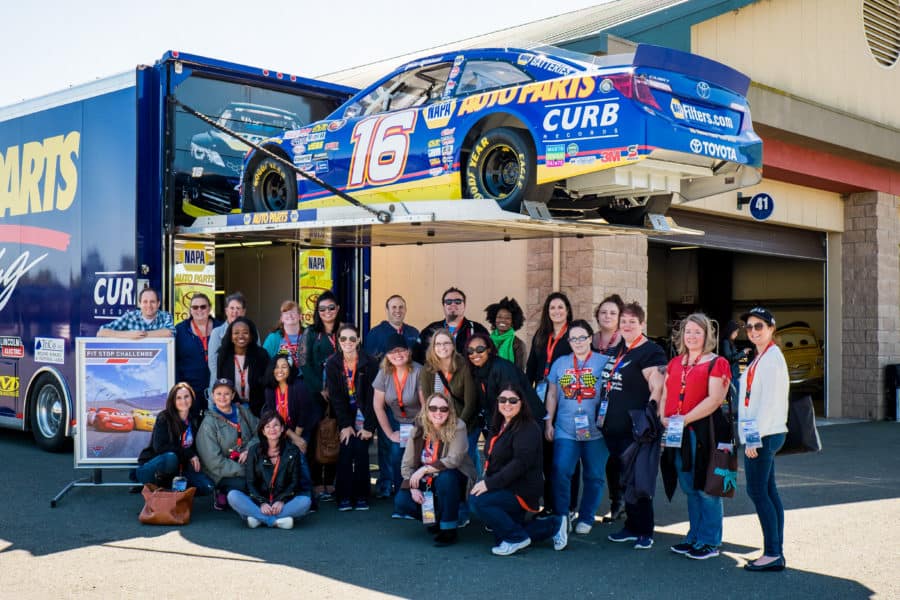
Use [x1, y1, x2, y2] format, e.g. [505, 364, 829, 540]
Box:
[364, 294, 420, 360]
[98, 288, 174, 338]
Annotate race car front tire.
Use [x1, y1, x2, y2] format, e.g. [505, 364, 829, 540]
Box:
[244, 156, 297, 213]
[464, 127, 551, 213]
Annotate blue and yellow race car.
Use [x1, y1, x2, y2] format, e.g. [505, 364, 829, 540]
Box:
[241, 44, 762, 224]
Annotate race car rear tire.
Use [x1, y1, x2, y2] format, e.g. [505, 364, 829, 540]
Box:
[464, 127, 551, 213]
[30, 374, 68, 452]
[244, 156, 297, 213]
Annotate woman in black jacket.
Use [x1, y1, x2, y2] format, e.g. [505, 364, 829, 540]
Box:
[465, 332, 545, 436]
[225, 410, 313, 529]
[262, 353, 321, 455]
[217, 317, 270, 417]
[468, 383, 568, 556]
[325, 323, 379, 511]
[136, 382, 215, 495]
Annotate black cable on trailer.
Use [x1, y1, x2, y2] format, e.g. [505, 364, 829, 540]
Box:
[168, 97, 392, 224]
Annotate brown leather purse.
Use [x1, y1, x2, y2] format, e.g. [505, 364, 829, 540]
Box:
[315, 404, 340, 465]
[138, 484, 196, 525]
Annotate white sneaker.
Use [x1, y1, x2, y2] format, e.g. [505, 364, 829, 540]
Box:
[274, 517, 294, 529]
[246, 516, 261, 529]
[574, 522, 593, 535]
[553, 516, 568, 551]
[491, 538, 532, 556]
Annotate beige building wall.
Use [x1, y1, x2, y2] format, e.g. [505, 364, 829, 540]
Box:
[693, 0, 900, 129]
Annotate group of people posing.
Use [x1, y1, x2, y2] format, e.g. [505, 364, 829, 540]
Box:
[122, 286, 790, 570]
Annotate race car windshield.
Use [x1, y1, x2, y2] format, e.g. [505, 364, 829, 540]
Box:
[353, 64, 452, 117]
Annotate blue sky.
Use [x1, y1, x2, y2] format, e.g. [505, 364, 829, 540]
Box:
[1, 0, 606, 106]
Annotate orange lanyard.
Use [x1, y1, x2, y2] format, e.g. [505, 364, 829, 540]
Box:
[275, 386, 289, 423]
[676, 354, 702, 415]
[572, 352, 593, 404]
[422, 438, 442, 465]
[596, 330, 620, 352]
[604, 334, 645, 395]
[268, 453, 281, 503]
[191, 320, 209, 361]
[744, 342, 774, 408]
[282, 332, 300, 365]
[543, 323, 568, 378]
[225, 418, 242, 447]
[234, 355, 248, 399]
[344, 358, 358, 399]
[393, 369, 409, 418]
[483, 422, 508, 476]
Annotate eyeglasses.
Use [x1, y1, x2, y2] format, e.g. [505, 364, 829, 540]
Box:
[339, 335, 358, 343]
[427, 405, 450, 413]
[569, 335, 590, 343]
[318, 304, 337, 312]
[745, 322, 767, 332]
[443, 298, 464, 305]
[190, 305, 209, 310]
[466, 345, 488, 355]
[497, 395, 520, 405]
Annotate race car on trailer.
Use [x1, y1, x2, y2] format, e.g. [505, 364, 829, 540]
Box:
[241, 44, 762, 225]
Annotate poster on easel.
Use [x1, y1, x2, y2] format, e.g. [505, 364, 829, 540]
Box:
[75, 338, 174, 468]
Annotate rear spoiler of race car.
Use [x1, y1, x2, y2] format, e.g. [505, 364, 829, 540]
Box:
[632, 44, 751, 96]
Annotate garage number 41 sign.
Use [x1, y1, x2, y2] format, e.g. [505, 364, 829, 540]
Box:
[749, 193, 774, 221]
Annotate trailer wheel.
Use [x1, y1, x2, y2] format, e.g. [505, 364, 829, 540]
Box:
[30, 374, 68, 452]
[464, 127, 551, 213]
[244, 156, 297, 212]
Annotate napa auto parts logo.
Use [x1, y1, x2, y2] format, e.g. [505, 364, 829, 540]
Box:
[0, 131, 80, 313]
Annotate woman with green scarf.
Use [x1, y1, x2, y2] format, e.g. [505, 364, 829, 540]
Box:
[485, 297, 527, 371]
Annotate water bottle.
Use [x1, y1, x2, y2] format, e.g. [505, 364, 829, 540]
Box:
[172, 476, 188, 492]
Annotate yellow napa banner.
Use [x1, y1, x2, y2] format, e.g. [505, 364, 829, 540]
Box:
[298, 249, 332, 327]
[173, 240, 216, 324]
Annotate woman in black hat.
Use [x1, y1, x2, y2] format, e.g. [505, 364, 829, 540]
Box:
[373, 333, 423, 498]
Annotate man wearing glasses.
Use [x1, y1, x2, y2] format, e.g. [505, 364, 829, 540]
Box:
[175, 292, 222, 417]
[415, 287, 488, 363]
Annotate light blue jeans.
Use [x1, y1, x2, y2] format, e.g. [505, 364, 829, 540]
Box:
[552, 436, 608, 526]
[226, 490, 311, 527]
[675, 429, 723, 547]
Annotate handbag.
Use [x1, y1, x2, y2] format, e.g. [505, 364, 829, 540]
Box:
[779, 393, 823, 455]
[315, 404, 340, 465]
[138, 484, 196, 525]
[704, 391, 738, 498]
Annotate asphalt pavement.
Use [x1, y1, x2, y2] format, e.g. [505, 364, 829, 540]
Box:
[0, 422, 897, 599]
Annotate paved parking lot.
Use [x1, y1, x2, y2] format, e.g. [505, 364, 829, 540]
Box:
[0, 422, 897, 599]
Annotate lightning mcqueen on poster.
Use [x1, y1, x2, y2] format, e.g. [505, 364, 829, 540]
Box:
[241, 44, 762, 225]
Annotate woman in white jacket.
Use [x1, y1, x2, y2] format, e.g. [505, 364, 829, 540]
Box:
[737, 307, 789, 572]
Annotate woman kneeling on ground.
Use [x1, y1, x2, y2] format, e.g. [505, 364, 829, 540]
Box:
[469, 383, 568, 556]
[227, 410, 313, 529]
[393, 393, 477, 546]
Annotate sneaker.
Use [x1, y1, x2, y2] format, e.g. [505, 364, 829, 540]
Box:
[213, 491, 227, 511]
[246, 516, 261, 529]
[634, 536, 654, 550]
[354, 499, 370, 511]
[670, 542, 695, 555]
[491, 538, 532, 556]
[687, 544, 720, 560]
[553, 516, 569, 551]
[274, 517, 294, 529]
[608, 529, 638, 543]
[338, 499, 353, 511]
[574, 522, 592, 535]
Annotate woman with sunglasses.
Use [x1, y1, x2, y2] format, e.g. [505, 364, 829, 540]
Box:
[419, 329, 477, 463]
[544, 319, 611, 536]
[659, 313, 731, 560]
[469, 383, 568, 556]
[484, 297, 527, 370]
[302, 291, 341, 500]
[373, 334, 423, 496]
[393, 393, 477, 546]
[175, 293, 222, 417]
[737, 307, 789, 572]
[465, 332, 545, 439]
[525, 292, 575, 517]
[325, 323, 379, 511]
[226, 410, 313, 529]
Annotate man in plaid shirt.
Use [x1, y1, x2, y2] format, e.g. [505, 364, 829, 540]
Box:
[98, 287, 175, 339]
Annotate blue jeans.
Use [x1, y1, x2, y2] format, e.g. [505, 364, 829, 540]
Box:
[377, 411, 400, 495]
[744, 433, 786, 556]
[469, 489, 560, 545]
[393, 469, 464, 529]
[552, 437, 608, 526]
[675, 429, 723, 547]
[135, 452, 215, 496]
[468, 427, 482, 474]
[226, 490, 311, 526]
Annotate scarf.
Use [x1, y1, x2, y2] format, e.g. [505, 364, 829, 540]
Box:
[491, 329, 517, 363]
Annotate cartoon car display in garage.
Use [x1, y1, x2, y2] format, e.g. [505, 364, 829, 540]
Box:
[132, 409, 157, 432]
[241, 44, 762, 225]
[182, 102, 305, 216]
[93, 407, 135, 433]
[776, 321, 825, 394]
